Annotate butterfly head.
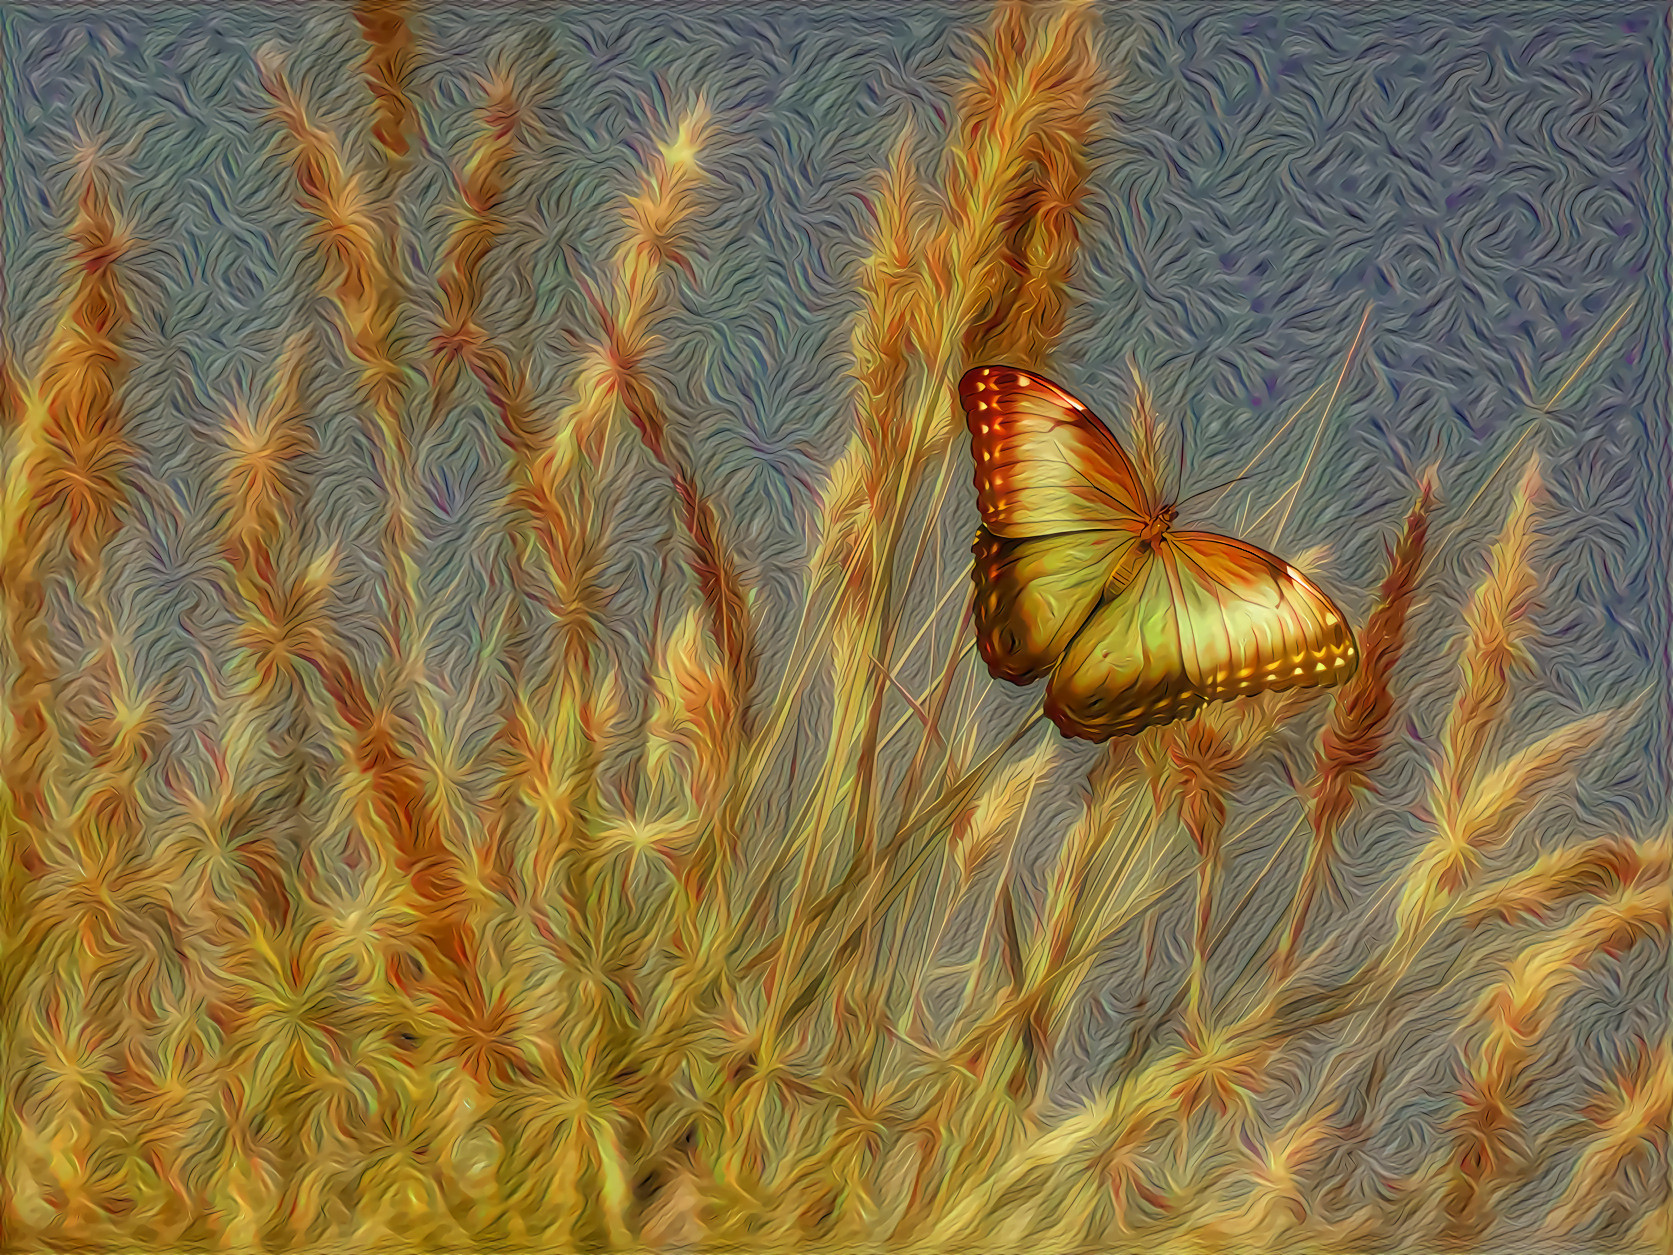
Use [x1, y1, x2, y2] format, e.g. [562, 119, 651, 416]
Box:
[1138, 504, 1178, 550]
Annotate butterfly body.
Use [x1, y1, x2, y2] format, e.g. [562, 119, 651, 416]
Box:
[961, 365, 1358, 742]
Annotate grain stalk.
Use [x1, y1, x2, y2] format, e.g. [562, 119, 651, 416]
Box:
[1, 149, 136, 1245]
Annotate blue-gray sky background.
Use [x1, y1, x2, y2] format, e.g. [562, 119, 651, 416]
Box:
[4, 0, 1667, 1235]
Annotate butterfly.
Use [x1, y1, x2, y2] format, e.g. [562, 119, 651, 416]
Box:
[961, 365, 1358, 742]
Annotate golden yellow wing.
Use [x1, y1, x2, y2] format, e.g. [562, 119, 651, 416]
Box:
[961, 365, 1153, 539]
[1045, 532, 1358, 742]
[973, 525, 1141, 684]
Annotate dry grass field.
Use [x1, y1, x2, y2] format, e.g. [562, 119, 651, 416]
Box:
[1, 1, 1666, 1252]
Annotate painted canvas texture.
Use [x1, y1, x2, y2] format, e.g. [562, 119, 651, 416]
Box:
[1, 2, 1667, 1253]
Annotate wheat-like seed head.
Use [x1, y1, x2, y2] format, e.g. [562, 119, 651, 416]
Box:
[1190, 1106, 1338, 1245]
[644, 608, 735, 818]
[432, 71, 523, 420]
[30, 157, 136, 586]
[1447, 882, 1670, 1226]
[1461, 832, 1669, 926]
[1309, 476, 1433, 842]
[354, 0, 418, 163]
[218, 333, 312, 564]
[1039, 741, 1139, 952]
[950, 738, 1057, 884]
[973, 120, 1097, 371]
[261, 56, 403, 409]
[1398, 704, 1619, 946]
[850, 122, 929, 469]
[1541, 1039, 1672, 1239]
[924, 0, 1096, 374]
[958, 0, 1100, 373]
[1437, 452, 1543, 817]
[571, 99, 714, 462]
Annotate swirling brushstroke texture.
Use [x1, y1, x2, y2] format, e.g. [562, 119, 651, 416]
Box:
[0, 1, 1666, 1252]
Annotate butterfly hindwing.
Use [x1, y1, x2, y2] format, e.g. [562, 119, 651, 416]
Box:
[961, 365, 1152, 538]
[1046, 532, 1357, 742]
[1164, 533, 1358, 711]
[1045, 552, 1196, 740]
[972, 526, 1140, 685]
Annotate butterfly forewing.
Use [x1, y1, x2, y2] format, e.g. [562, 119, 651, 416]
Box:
[1045, 533, 1357, 742]
[961, 366, 1152, 538]
[973, 526, 1141, 685]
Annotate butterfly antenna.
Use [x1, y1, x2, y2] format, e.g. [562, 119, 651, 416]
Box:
[1127, 357, 1163, 502]
[1175, 475, 1252, 515]
[1175, 393, 1188, 505]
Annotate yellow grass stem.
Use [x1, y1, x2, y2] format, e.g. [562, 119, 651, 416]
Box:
[925, 1043, 1190, 1242]
[1162, 717, 1236, 1039]
[1266, 305, 1371, 547]
[1125, 689, 1314, 1066]
[698, 598, 975, 1019]
[920, 780, 1190, 1197]
[1537, 297, 1638, 415]
[1035, 742, 1145, 981]
[258, 50, 423, 688]
[907, 725, 1088, 1025]
[642, 607, 736, 821]
[844, 122, 931, 517]
[949, 734, 1057, 1024]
